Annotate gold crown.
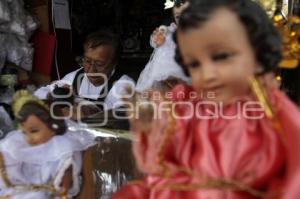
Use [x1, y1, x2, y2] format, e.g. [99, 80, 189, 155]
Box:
[12, 90, 49, 117]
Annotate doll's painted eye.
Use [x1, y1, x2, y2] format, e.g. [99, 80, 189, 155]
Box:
[186, 60, 200, 68]
[29, 129, 39, 133]
[212, 52, 234, 61]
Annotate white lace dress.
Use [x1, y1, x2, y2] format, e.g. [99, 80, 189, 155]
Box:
[136, 23, 189, 92]
[0, 127, 95, 199]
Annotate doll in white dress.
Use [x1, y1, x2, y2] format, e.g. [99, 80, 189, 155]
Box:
[135, 0, 190, 92]
[0, 90, 95, 199]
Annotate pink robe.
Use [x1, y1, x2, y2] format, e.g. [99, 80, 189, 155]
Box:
[112, 85, 300, 199]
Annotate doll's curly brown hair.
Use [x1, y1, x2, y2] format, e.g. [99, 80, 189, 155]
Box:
[16, 102, 67, 135]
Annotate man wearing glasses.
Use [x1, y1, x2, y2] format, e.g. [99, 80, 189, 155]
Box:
[35, 30, 134, 123]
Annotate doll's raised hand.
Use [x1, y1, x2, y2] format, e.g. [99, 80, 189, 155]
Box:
[122, 87, 174, 174]
[123, 87, 155, 132]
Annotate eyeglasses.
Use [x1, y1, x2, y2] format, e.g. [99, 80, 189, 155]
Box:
[79, 57, 108, 69]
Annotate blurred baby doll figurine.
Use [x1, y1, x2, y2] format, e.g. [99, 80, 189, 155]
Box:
[135, 0, 190, 92]
[113, 0, 300, 198]
[0, 90, 95, 199]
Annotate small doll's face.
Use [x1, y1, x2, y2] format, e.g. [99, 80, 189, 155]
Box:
[177, 8, 261, 104]
[20, 115, 55, 146]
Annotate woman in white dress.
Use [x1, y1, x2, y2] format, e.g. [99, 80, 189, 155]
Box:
[0, 90, 95, 199]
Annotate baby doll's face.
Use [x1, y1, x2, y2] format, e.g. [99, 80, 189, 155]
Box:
[20, 115, 55, 146]
[177, 8, 261, 104]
